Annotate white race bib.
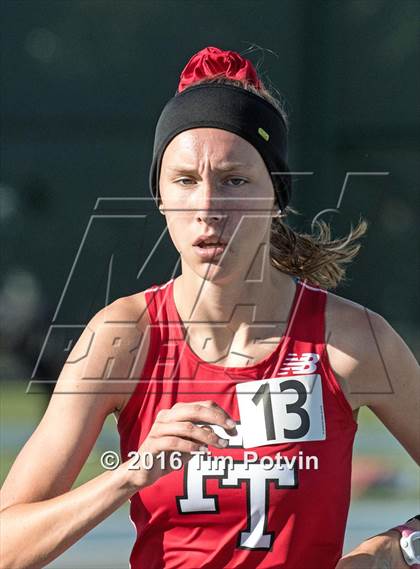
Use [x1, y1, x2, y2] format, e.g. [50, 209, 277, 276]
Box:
[236, 374, 326, 448]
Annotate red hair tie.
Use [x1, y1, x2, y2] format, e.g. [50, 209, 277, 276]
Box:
[178, 46, 262, 93]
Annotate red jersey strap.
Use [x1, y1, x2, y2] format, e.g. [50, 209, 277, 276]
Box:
[144, 279, 173, 324]
[290, 279, 327, 345]
[144, 285, 158, 323]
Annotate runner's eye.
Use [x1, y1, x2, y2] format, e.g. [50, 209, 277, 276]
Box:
[174, 177, 247, 187]
[225, 178, 247, 187]
[176, 178, 195, 186]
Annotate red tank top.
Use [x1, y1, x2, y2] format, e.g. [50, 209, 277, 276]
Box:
[117, 277, 357, 569]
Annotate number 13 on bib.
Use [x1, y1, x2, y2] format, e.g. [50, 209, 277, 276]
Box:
[236, 375, 326, 448]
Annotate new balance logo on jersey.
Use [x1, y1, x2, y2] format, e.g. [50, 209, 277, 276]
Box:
[278, 352, 320, 376]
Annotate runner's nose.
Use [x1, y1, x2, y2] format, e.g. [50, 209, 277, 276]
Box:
[194, 181, 226, 224]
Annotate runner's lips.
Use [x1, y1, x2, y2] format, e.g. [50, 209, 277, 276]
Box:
[193, 243, 227, 259]
[193, 236, 228, 247]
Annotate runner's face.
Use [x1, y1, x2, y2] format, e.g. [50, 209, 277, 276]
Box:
[159, 128, 277, 281]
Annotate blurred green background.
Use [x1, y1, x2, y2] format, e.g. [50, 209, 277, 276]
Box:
[1, 0, 419, 567]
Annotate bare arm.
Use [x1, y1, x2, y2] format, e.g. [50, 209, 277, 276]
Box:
[0, 462, 139, 569]
[362, 311, 420, 464]
[0, 296, 149, 569]
[349, 309, 420, 463]
[329, 302, 420, 568]
[327, 295, 420, 462]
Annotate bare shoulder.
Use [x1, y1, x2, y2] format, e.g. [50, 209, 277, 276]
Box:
[94, 290, 152, 410]
[325, 289, 378, 357]
[63, 289, 152, 414]
[96, 289, 149, 329]
[324, 289, 406, 411]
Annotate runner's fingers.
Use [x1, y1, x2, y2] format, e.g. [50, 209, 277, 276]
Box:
[151, 435, 204, 454]
[150, 421, 226, 448]
[157, 401, 235, 431]
[197, 401, 237, 434]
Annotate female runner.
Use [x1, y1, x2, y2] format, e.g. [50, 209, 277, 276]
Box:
[1, 46, 419, 569]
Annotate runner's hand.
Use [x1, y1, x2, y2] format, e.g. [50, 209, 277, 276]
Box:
[335, 529, 408, 569]
[125, 400, 237, 488]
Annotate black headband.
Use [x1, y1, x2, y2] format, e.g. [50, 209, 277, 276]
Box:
[149, 83, 291, 211]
